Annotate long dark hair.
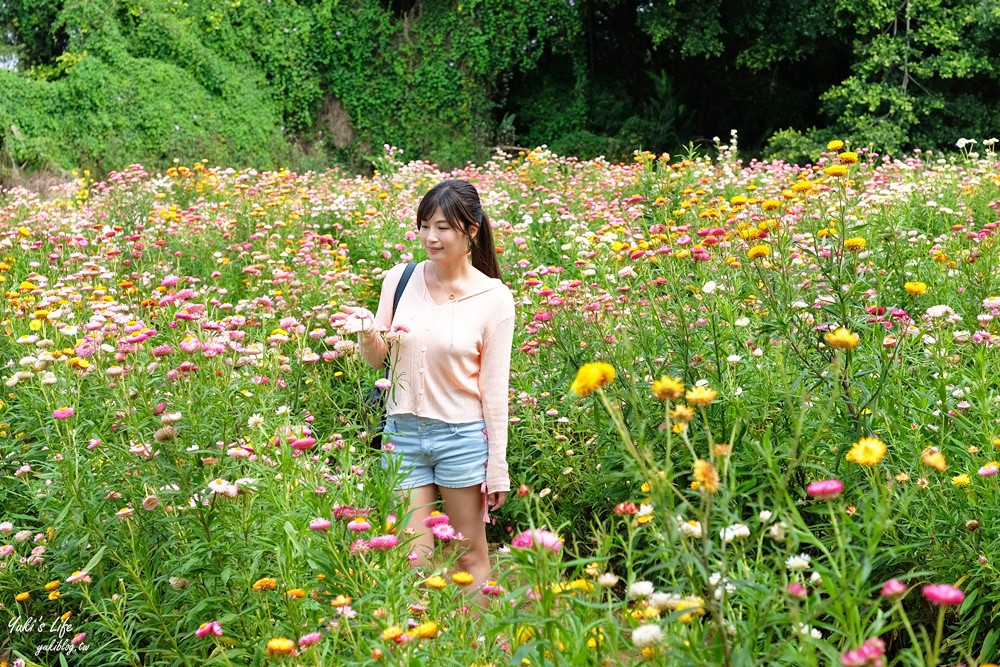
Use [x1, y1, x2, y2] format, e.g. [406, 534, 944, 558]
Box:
[415, 179, 502, 279]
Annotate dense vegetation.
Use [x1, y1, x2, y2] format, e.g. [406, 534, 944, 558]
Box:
[1, 142, 999, 665]
[2, 0, 999, 178]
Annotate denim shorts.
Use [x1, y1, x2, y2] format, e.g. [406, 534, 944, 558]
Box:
[382, 414, 488, 489]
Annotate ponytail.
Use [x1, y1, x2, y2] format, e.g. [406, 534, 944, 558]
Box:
[471, 211, 502, 280]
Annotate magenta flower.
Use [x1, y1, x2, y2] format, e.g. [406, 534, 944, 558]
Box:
[977, 463, 999, 477]
[368, 534, 399, 551]
[53, 407, 75, 420]
[839, 637, 886, 666]
[880, 579, 907, 598]
[195, 620, 223, 638]
[347, 518, 371, 532]
[922, 583, 964, 606]
[786, 582, 808, 598]
[309, 518, 332, 531]
[71, 632, 87, 645]
[481, 581, 505, 597]
[806, 479, 844, 501]
[298, 632, 322, 648]
[431, 523, 462, 541]
[423, 513, 451, 528]
[510, 529, 563, 552]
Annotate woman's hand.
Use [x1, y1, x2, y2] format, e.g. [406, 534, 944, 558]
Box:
[339, 305, 376, 334]
[488, 491, 508, 511]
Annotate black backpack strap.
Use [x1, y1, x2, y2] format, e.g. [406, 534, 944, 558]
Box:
[382, 262, 416, 371]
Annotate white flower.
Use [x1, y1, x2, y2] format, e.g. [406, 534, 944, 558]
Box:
[702, 281, 718, 294]
[649, 591, 681, 611]
[785, 553, 811, 571]
[726, 354, 742, 365]
[678, 519, 703, 538]
[631, 624, 664, 648]
[809, 571, 823, 585]
[720, 523, 750, 545]
[769, 522, 787, 541]
[636, 503, 654, 518]
[758, 510, 773, 523]
[795, 623, 823, 639]
[925, 304, 955, 320]
[248, 413, 265, 429]
[734, 317, 750, 327]
[628, 580, 655, 598]
[597, 573, 619, 588]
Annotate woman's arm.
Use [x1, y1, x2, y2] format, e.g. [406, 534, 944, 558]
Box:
[351, 263, 408, 369]
[480, 296, 516, 495]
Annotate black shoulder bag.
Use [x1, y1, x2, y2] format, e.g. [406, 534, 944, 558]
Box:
[365, 262, 416, 449]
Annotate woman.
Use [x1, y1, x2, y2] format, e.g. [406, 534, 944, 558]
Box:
[342, 179, 515, 596]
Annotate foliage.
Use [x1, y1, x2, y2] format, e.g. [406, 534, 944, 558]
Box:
[2, 142, 1000, 664]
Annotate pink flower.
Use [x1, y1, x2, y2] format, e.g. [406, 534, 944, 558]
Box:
[423, 513, 451, 528]
[0, 545, 13, 557]
[431, 523, 462, 541]
[481, 581, 505, 597]
[510, 529, 563, 552]
[142, 496, 160, 511]
[374, 378, 392, 390]
[195, 620, 223, 637]
[309, 518, 332, 531]
[349, 539, 370, 555]
[840, 637, 886, 666]
[922, 583, 964, 606]
[786, 582, 808, 598]
[298, 632, 322, 648]
[53, 407, 75, 419]
[66, 570, 91, 583]
[71, 632, 87, 645]
[347, 518, 371, 532]
[368, 534, 399, 551]
[806, 479, 844, 501]
[977, 463, 999, 477]
[880, 579, 907, 598]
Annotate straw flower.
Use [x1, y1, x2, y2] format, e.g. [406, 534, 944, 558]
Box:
[571, 362, 616, 397]
[824, 328, 860, 350]
[685, 385, 717, 406]
[845, 437, 887, 466]
[904, 281, 928, 295]
[651, 376, 684, 401]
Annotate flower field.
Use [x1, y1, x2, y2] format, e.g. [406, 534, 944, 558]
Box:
[2, 137, 1000, 666]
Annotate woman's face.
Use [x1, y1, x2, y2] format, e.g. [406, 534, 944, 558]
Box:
[418, 208, 476, 263]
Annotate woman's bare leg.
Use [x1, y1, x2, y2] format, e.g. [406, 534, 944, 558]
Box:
[438, 484, 492, 603]
[396, 484, 438, 569]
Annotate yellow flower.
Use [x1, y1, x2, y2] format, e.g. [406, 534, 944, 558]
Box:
[827, 140, 845, 151]
[824, 328, 860, 350]
[412, 621, 439, 639]
[922, 448, 947, 471]
[266, 637, 296, 655]
[951, 474, 971, 487]
[381, 625, 404, 642]
[791, 180, 813, 193]
[676, 597, 705, 623]
[904, 281, 928, 295]
[285, 588, 306, 599]
[16, 592, 30, 602]
[762, 199, 781, 211]
[844, 237, 866, 251]
[424, 575, 447, 590]
[331, 594, 353, 607]
[253, 577, 277, 591]
[685, 385, 717, 406]
[670, 405, 695, 424]
[451, 571, 475, 586]
[48, 591, 60, 600]
[691, 459, 720, 493]
[651, 376, 684, 401]
[845, 437, 887, 466]
[571, 362, 616, 397]
[824, 164, 849, 177]
[551, 579, 594, 594]
[747, 244, 771, 260]
[839, 151, 859, 164]
[642, 646, 666, 659]
[44, 580, 61, 591]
